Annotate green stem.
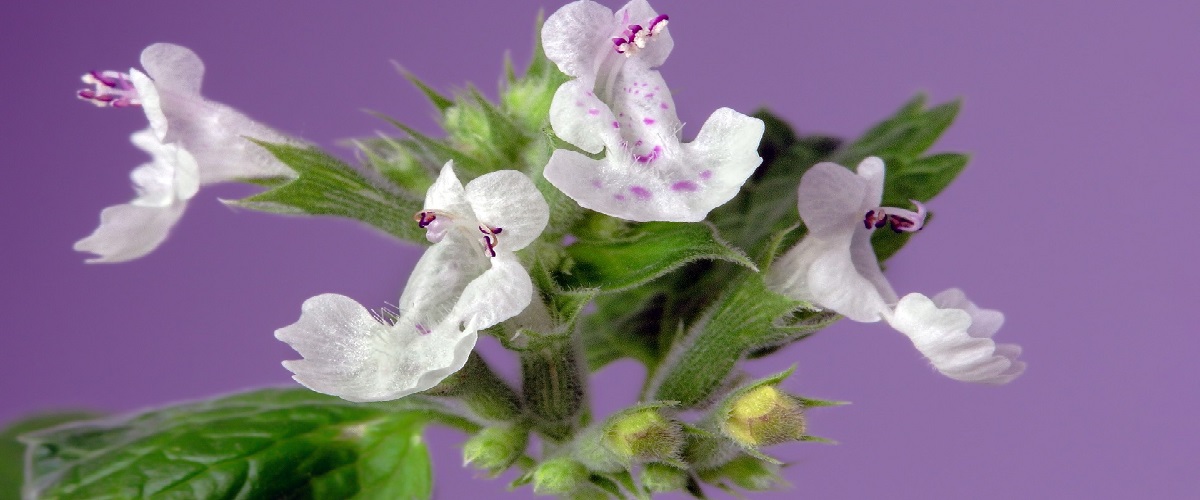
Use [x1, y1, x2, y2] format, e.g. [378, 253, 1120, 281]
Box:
[426, 352, 523, 423]
[520, 334, 587, 441]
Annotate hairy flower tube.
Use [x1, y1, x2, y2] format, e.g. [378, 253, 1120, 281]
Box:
[74, 43, 296, 263]
[766, 158, 1024, 383]
[541, 0, 764, 222]
[275, 163, 550, 402]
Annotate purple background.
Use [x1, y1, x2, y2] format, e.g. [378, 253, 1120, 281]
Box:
[2, 1, 1196, 498]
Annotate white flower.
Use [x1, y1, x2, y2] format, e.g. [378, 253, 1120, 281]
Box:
[765, 157, 1023, 384]
[74, 43, 295, 263]
[275, 163, 550, 402]
[889, 290, 1026, 384]
[541, 0, 764, 222]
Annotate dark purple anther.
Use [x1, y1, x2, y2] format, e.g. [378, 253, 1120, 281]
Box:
[415, 211, 436, 228]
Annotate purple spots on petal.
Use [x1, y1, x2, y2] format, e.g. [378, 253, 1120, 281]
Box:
[586, 91, 594, 96]
[671, 181, 699, 192]
[643, 117, 656, 125]
[660, 102, 670, 110]
[575, 100, 584, 107]
[591, 179, 603, 188]
[645, 93, 655, 99]
[612, 121, 620, 129]
[588, 108, 599, 115]
[633, 145, 663, 164]
[654, 86, 660, 91]
[614, 193, 626, 201]
[630, 186, 653, 199]
[699, 170, 713, 179]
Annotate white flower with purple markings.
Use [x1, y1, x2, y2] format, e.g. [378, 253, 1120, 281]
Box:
[766, 157, 1023, 384]
[541, 0, 764, 222]
[75, 43, 296, 263]
[275, 163, 549, 402]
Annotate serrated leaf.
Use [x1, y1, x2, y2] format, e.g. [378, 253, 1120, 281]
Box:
[21, 389, 434, 500]
[833, 94, 961, 167]
[558, 222, 756, 293]
[651, 273, 804, 408]
[882, 153, 969, 206]
[230, 142, 426, 243]
[0, 412, 98, 499]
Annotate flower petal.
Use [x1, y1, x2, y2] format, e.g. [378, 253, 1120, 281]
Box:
[797, 162, 868, 237]
[617, 0, 674, 68]
[139, 43, 204, 95]
[275, 293, 472, 402]
[447, 253, 534, 333]
[74, 201, 187, 264]
[932, 288, 1004, 338]
[542, 0, 616, 79]
[549, 79, 618, 154]
[856, 156, 886, 210]
[128, 69, 168, 140]
[807, 246, 891, 322]
[464, 170, 550, 252]
[164, 101, 296, 184]
[849, 228, 899, 304]
[544, 108, 762, 222]
[888, 293, 1024, 384]
[129, 129, 200, 203]
[423, 162, 470, 214]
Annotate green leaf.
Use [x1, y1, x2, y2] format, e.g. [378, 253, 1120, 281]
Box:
[21, 388, 434, 500]
[230, 142, 426, 243]
[1, 412, 99, 499]
[650, 273, 804, 408]
[399, 66, 455, 114]
[881, 153, 969, 206]
[558, 221, 756, 293]
[371, 113, 490, 177]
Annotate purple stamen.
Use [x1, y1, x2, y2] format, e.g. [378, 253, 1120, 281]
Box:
[649, 14, 669, 35]
[415, 211, 436, 228]
[78, 70, 140, 108]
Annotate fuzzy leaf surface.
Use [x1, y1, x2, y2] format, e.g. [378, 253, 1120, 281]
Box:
[21, 388, 433, 500]
[231, 142, 426, 243]
[558, 222, 755, 293]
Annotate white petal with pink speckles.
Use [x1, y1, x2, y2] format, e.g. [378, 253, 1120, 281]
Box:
[543, 0, 757, 222]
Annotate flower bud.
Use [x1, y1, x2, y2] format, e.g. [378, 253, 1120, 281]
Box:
[602, 407, 683, 463]
[721, 385, 806, 448]
[462, 426, 528, 476]
[531, 457, 589, 496]
[640, 462, 690, 493]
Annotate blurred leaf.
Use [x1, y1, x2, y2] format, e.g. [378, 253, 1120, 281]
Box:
[0, 412, 98, 500]
[22, 388, 434, 500]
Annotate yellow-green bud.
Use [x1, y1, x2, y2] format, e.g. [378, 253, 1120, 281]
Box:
[603, 408, 683, 462]
[640, 463, 690, 493]
[462, 426, 527, 475]
[722, 385, 806, 448]
[531, 457, 589, 496]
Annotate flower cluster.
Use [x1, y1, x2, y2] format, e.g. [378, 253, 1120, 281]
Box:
[67, 2, 1027, 495]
